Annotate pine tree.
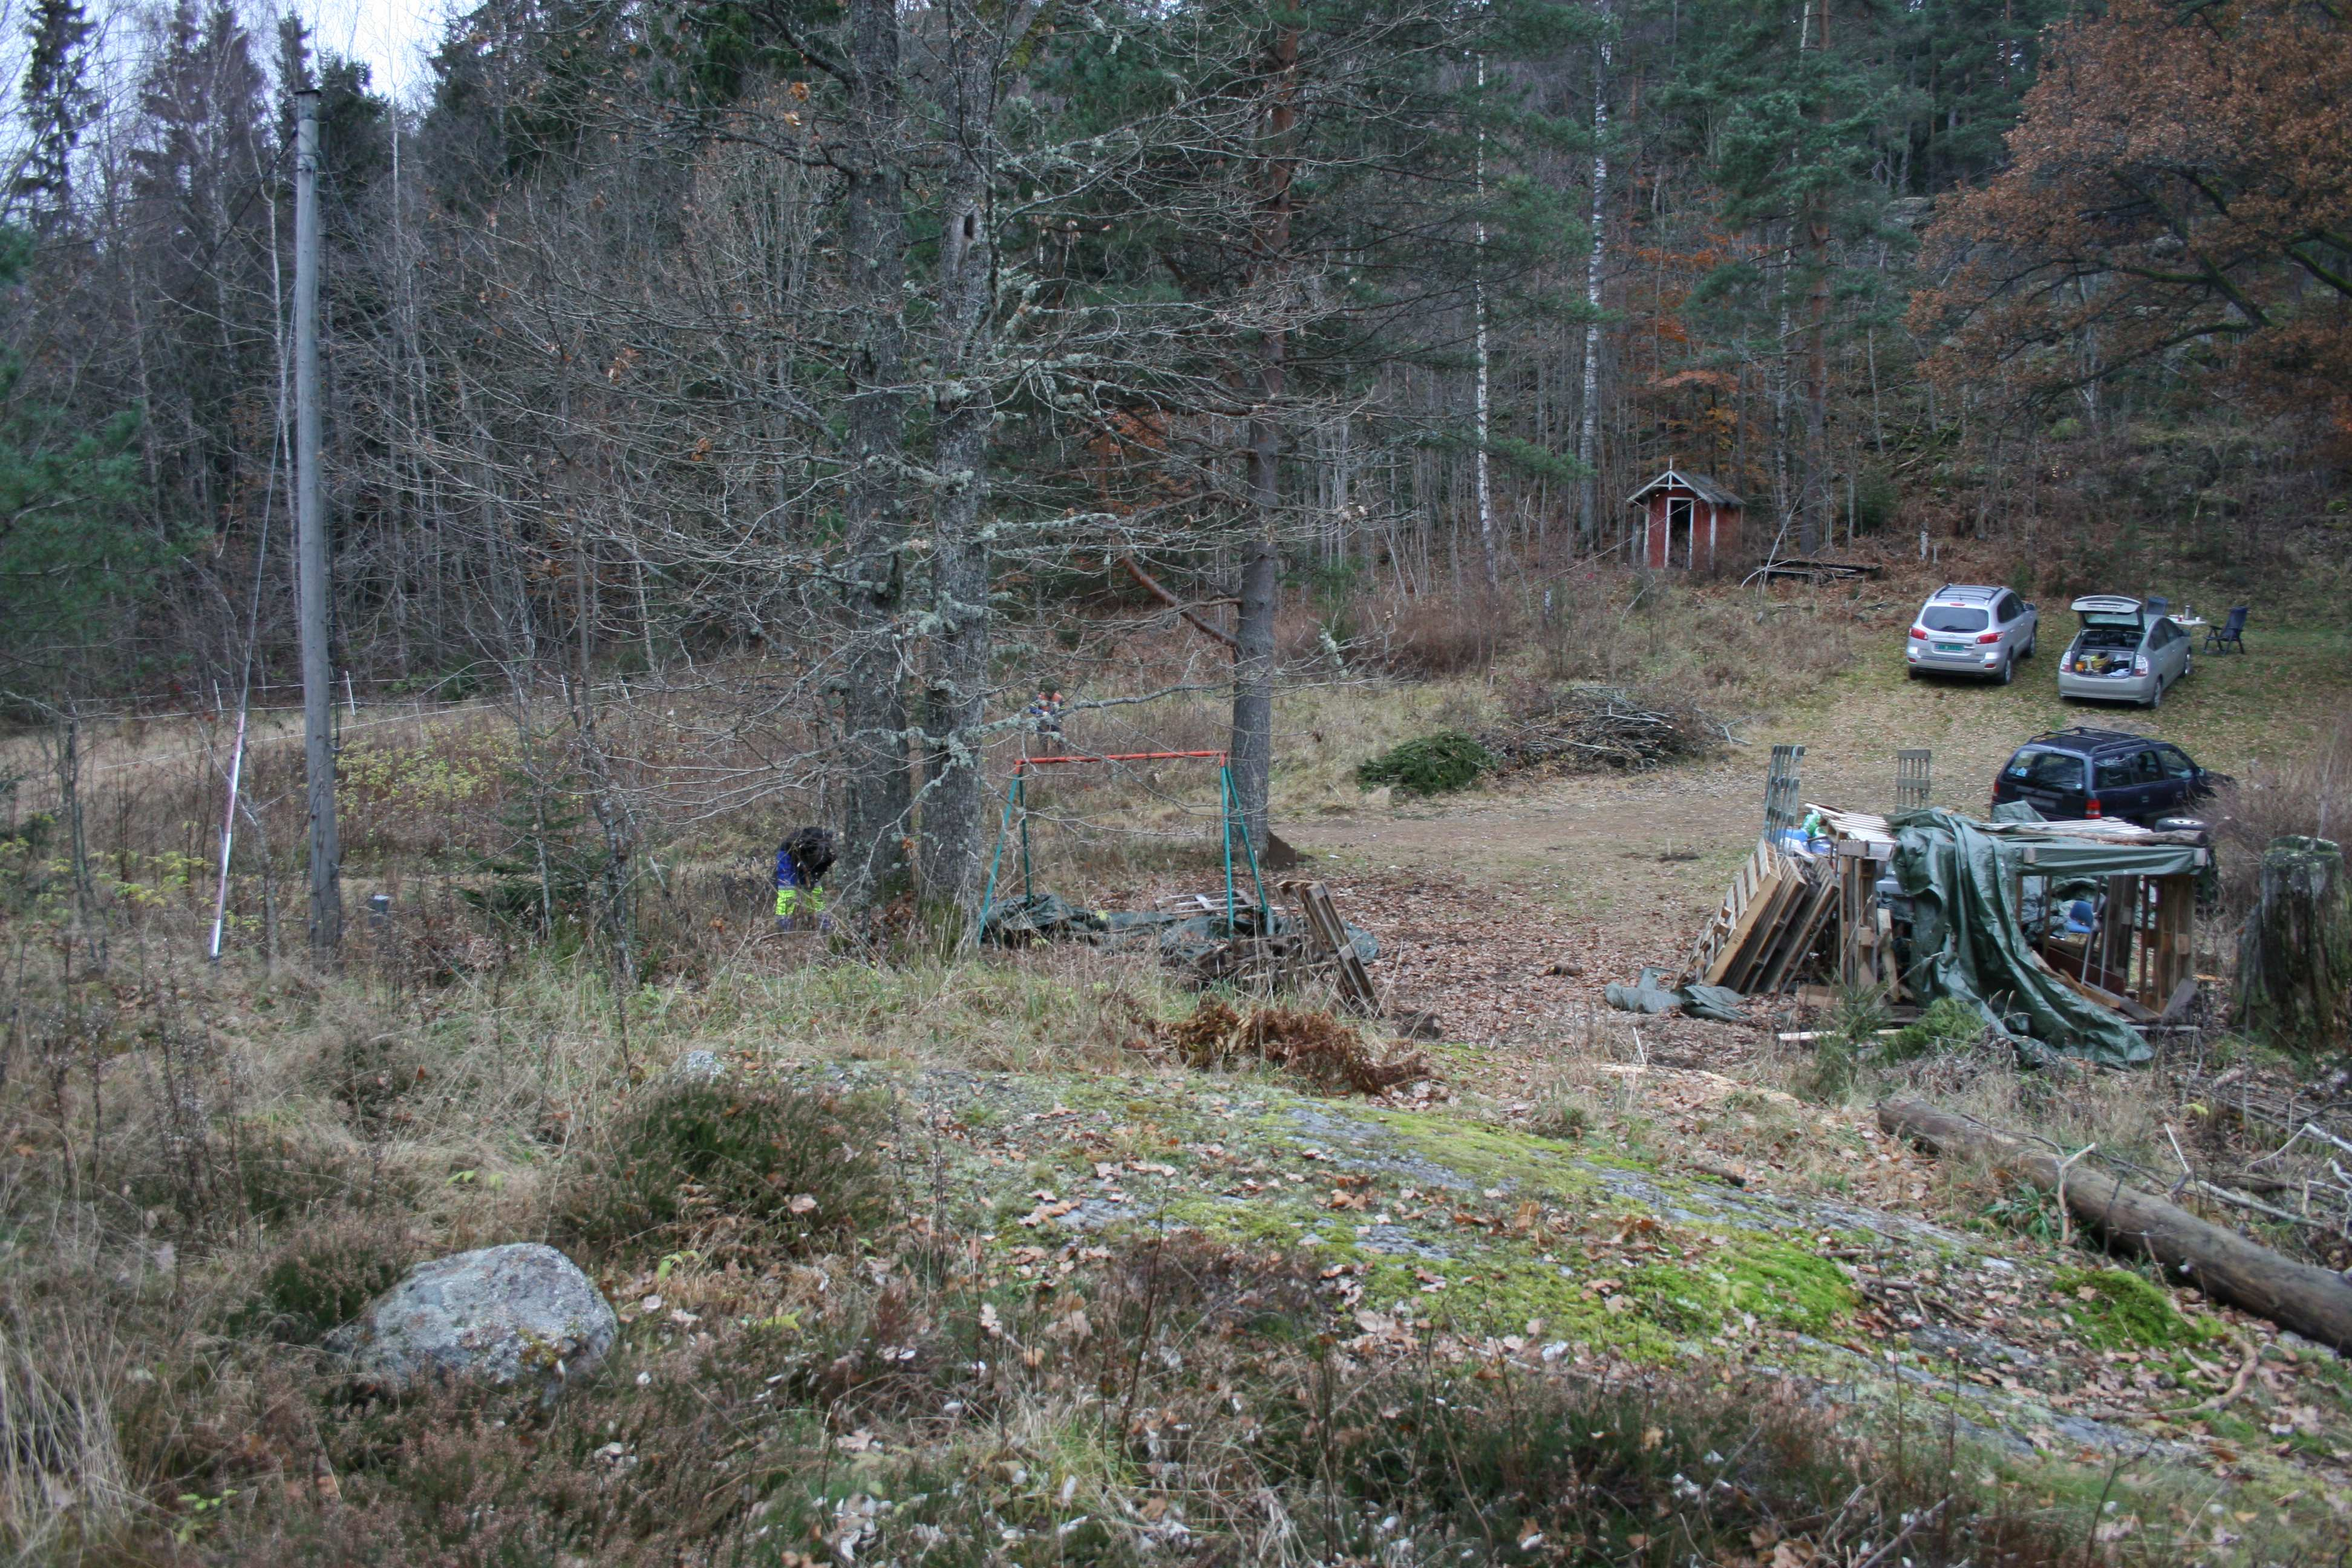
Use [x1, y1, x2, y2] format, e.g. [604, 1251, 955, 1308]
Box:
[13, 0, 97, 235]
[0, 226, 151, 679]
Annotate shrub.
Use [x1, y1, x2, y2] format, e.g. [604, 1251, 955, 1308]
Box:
[1373, 594, 1512, 676]
[1881, 996, 1988, 1062]
[1354, 731, 1494, 797]
[555, 1080, 895, 1261]
[2210, 714, 2352, 920]
[232, 1218, 416, 1344]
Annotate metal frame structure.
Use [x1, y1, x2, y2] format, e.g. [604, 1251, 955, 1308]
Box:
[979, 751, 1270, 932]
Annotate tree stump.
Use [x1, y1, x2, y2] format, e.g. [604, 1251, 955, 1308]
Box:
[2236, 835, 2349, 1048]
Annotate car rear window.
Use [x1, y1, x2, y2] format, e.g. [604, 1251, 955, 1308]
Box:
[1920, 605, 1990, 633]
[2006, 750, 2085, 790]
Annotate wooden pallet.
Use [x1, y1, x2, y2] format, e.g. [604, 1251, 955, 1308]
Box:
[1681, 837, 1776, 984]
[1895, 748, 1932, 811]
[1680, 836, 1847, 997]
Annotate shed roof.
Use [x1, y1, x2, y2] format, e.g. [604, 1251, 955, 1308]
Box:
[1625, 469, 1744, 509]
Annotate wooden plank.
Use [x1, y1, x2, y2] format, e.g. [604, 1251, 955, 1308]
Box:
[1720, 868, 1802, 990]
[1875, 907, 1903, 999]
[1755, 879, 1829, 995]
[1791, 867, 1844, 976]
[1681, 837, 1772, 982]
[2154, 874, 2195, 1011]
[1726, 869, 1808, 991]
[1278, 879, 1381, 1017]
[1704, 860, 1796, 988]
[1751, 866, 1832, 995]
[1696, 847, 1785, 985]
[1838, 855, 1864, 988]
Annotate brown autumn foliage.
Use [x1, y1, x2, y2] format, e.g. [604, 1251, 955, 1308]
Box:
[1914, 0, 2352, 441]
[1158, 998, 1431, 1093]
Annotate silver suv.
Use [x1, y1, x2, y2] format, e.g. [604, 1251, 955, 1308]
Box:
[1904, 584, 2039, 684]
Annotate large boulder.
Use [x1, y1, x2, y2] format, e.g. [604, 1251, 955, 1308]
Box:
[326, 1243, 617, 1396]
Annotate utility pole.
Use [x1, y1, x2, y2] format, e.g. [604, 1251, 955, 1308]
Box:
[294, 88, 341, 959]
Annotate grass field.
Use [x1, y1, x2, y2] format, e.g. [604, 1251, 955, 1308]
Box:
[4, 542, 2351, 1564]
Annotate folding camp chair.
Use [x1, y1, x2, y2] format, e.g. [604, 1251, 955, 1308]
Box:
[2204, 604, 2247, 654]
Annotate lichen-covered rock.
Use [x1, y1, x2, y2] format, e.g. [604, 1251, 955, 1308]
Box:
[325, 1243, 616, 1394]
[668, 1048, 726, 1083]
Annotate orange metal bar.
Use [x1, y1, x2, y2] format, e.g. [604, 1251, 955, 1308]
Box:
[1013, 750, 1227, 773]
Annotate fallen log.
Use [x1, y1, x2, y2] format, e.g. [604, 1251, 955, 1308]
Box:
[1878, 1097, 2352, 1354]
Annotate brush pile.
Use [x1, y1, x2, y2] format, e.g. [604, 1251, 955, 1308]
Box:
[1475, 683, 1730, 777]
[1157, 1000, 1431, 1095]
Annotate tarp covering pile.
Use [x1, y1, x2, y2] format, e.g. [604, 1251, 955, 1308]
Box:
[984, 892, 1377, 967]
[1890, 809, 2201, 1065]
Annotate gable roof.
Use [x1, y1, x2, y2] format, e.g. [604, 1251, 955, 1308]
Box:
[1624, 469, 1744, 509]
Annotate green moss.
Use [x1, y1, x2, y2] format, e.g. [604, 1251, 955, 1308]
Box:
[1630, 1243, 1855, 1338]
[1357, 1105, 1636, 1198]
[2051, 1267, 2202, 1349]
[1159, 1194, 1324, 1253]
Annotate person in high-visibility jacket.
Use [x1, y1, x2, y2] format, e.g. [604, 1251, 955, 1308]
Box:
[774, 826, 837, 931]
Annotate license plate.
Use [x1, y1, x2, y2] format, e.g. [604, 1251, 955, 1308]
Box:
[1934, 642, 1964, 653]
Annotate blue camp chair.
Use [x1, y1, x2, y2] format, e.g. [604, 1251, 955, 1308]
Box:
[2144, 595, 2169, 619]
[2204, 604, 2247, 654]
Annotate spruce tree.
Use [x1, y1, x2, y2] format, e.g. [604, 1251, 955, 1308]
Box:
[13, 0, 97, 235]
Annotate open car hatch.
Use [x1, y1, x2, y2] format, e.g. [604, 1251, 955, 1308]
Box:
[2071, 594, 2145, 627]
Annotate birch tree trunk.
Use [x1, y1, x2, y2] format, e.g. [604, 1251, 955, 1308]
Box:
[1798, 0, 1832, 555]
[1575, 3, 1611, 547]
[1472, 53, 1498, 590]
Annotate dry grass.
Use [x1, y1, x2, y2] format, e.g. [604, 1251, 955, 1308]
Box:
[3, 568, 2344, 1563]
[2209, 711, 2352, 918]
[0, 1298, 136, 1557]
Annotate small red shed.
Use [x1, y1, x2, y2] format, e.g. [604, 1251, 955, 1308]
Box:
[1625, 469, 1745, 572]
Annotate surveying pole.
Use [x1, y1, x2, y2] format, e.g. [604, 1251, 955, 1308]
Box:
[294, 88, 341, 958]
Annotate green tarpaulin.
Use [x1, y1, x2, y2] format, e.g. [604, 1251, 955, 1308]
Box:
[1889, 809, 2201, 1065]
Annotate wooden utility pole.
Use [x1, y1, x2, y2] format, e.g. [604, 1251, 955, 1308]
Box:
[294, 88, 341, 958]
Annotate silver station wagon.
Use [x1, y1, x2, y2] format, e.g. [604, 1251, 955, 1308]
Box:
[2057, 595, 2193, 708]
[1904, 584, 2039, 684]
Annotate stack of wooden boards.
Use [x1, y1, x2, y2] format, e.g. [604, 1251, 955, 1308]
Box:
[1680, 805, 1904, 998]
[1679, 837, 1841, 995]
[1279, 879, 1382, 1017]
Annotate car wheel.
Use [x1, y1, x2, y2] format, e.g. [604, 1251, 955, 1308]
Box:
[2183, 652, 2194, 679]
[2146, 679, 2164, 710]
[2022, 633, 2037, 659]
[1996, 655, 2014, 685]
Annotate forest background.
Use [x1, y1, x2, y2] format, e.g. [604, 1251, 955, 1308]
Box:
[0, 0, 2345, 948]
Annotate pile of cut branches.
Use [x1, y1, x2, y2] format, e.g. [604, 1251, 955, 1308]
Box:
[1157, 999, 1430, 1095]
[1475, 683, 1730, 777]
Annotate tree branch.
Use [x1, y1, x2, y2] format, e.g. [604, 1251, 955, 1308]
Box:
[1119, 553, 1238, 649]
